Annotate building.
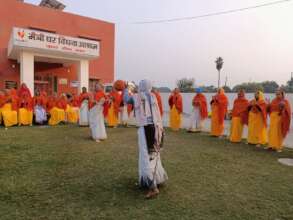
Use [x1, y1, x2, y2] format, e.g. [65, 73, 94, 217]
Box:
[0, 0, 115, 95]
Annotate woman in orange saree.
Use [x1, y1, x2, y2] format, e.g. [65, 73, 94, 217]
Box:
[107, 88, 121, 128]
[168, 88, 183, 131]
[18, 84, 33, 126]
[2, 89, 18, 128]
[267, 89, 291, 152]
[210, 88, 228, 137]
[247, 91, 268, 146]
[48, 93, 66, 126]
[229, 90, 249, 143]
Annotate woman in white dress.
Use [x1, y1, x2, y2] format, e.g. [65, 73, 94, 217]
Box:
[124, 79, 168, 199]
[33, 90, 47, 124]
[89, 84, 107, 142]
[188, 88, 208, 132]
[79, 87, 90, 126]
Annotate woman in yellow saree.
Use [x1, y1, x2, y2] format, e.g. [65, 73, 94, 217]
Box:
[168, 88, 183, 131]
[210, 88, 228, 137]
[267, 89, 291, 152]
[229, 90, 249, 143]
[1, 89, 18, 128]
[247, 91, 268, 146]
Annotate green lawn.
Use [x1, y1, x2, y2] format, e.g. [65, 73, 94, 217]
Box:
[1, 125, 293, 220]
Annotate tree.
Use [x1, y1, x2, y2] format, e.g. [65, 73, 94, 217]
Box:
[232, 82, 264, 93]
[215, 57, 224, 89]
[157, 87, 171, 93]
[200, 85, 217, 93]
[222, 85, 232, 93]
[261, 81, 279, 93]
[176, 78, 195, 93]
[283, 76, 293, 93]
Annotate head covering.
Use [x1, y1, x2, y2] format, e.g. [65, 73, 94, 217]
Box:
[196, 88, 203, 93]
[258, 91, 265, 101]
[138, 80, 152, 93]
[218, 88, 225, 95]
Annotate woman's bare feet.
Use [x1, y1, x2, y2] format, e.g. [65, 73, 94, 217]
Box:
[145, 188, 159, 199]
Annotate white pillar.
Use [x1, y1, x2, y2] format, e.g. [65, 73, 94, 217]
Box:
[78, 59, 89, 94]
[20, 51, 34, 95]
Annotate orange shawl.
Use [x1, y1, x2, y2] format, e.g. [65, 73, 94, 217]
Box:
[211, 89, 228, 124]
[0, 93, 5, 107]
[193, 93, 208, 119]
[9, 89, 19, 111]
[19, 94, 33, 111]
[232, 96, 249, 125]
[33, 95, 47, 108]
[71, 95, 80, 107]
[18, 84, 32, 98]
[168, 92, 183, 113]
[248, 99, 267, 127]
[269, 97, 291, 138]
[46, 97, 57, 111]
[153, 91, 163, 116]
[79, 92, 90, 105]
[57, 96, 68, 111]
[108, 91, 122, 115]
[89, 91, 108, 117]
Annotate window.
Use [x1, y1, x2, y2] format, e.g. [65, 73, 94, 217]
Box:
[5, 81, 17, 89]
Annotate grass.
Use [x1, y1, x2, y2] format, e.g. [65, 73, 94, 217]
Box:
[0, 125, 293, 220]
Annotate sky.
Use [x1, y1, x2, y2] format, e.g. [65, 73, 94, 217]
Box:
[25, 0, 293, 88]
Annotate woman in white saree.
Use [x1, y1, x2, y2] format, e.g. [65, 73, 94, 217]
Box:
[124, 80, 168, 199]
[89, 84, 107, 142]
[79, 87, 90, 126]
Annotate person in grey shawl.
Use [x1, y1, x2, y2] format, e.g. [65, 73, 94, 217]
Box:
[124, 79, 168, 199]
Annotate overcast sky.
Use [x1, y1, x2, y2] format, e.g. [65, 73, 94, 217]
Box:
[26, 0, 293, 88]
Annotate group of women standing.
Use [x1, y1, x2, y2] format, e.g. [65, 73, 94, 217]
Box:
[168, 87, 292, 152]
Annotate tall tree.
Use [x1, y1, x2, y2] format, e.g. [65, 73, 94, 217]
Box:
[176, 78, 195, 93]
[215, 57, 224, 89]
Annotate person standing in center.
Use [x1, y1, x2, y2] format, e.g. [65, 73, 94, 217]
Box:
[188, 88, 208, 132]
[89, 83, 107, 142]
[210, 88, 228, 137]
[229, 89, 249, 143]
[124, 80, 168, 199]
[168, 88, 183, 131]
[247, 91, 268, 146]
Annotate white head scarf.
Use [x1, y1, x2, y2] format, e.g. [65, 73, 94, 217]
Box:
[138, 79, 152, 94]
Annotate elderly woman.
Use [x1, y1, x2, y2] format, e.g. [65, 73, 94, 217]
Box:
[124, 80, 168, 199]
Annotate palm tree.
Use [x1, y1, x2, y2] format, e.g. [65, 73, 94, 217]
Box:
[215, 57, 224, 89]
